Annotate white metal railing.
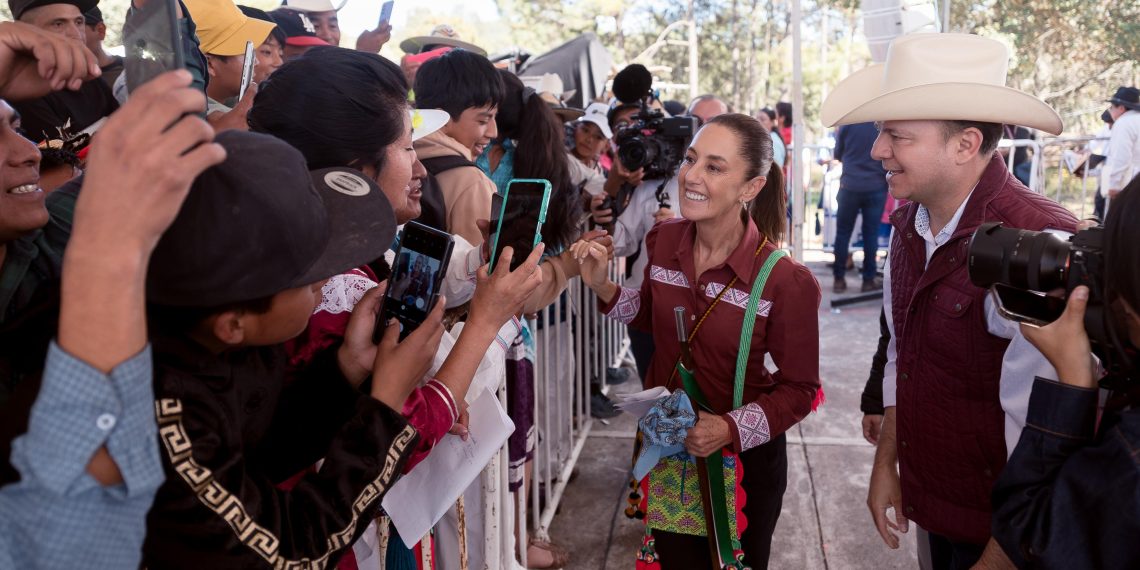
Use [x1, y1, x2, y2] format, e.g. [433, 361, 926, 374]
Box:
[456, 259, 627, 569]
[528, 259, 628, 538]
[1030, 136, 1111, 219]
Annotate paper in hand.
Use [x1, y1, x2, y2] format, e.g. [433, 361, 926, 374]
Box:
[613, 386, 672, 418]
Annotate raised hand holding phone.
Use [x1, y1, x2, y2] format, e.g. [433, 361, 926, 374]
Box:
[356, 1, 394, 54]
[467, 243, 546, 333]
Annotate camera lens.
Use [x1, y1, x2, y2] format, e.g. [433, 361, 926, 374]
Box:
[968, 222, 1072, 291]
[618, 136, 655, 171]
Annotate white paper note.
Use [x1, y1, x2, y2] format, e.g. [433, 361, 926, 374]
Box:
[613, 386, 672, 418]
[382, 387, 515, 548]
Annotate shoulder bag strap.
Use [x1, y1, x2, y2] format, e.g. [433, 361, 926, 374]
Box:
[733, 249, 787, 408]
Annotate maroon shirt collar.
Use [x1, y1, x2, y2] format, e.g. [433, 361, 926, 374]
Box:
[671, 213, 765, 286]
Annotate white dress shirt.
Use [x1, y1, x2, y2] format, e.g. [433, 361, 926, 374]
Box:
[882, 193, 1062, 455]
[1105, 109, 1140, 192]
[610, 177, 680, 289]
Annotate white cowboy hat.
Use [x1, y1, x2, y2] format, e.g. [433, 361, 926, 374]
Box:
[522, 73, 583, 121]
[281, 0, 346, 13]
[821, 33, 1063, 135]
[410, 109, 449, 142]
[399, 24, 487, 57]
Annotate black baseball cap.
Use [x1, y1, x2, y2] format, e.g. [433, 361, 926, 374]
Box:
[267, 7, 329, 47]
[82, 6, 101, 25]
[10, 0, 97, 20]
[147, 131, 395, 307]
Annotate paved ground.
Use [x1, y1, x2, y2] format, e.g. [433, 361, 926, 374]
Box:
[548, 257, 921, 569]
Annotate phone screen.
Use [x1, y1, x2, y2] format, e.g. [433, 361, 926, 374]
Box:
[490, 181, 550, 273]
[123, 0, 184, 94]
[991, 284, 1066, 327]
[379, 1, 394, 25]
[377, 222, 453, 342]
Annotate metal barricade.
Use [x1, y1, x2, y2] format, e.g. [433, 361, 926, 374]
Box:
[464, 258, 627, 569]
[1030, 136, 1110, 219]
[527, 259, 627, 540]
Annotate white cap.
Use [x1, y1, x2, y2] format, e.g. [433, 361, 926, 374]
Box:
[576, 102, 613, 139]
[410, 109, 449, 142]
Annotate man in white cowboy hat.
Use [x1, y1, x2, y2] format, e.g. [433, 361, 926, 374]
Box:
[280, 0, 392, 53]
[1103, 86, 1140, 206]
[399, 23, 487, 57]
[822, 32, 1078, 569]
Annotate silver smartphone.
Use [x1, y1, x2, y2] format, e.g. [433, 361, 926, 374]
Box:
[238, 40, 255, 101]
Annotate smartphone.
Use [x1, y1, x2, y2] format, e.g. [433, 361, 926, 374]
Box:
[123, 0, 184, 94]
[375, 222, 455, 342]
[379, 0, 394, 26]
[990, 283, 1067, 327]
[488, 179, 552, 274]
[238, 41, 255, 101]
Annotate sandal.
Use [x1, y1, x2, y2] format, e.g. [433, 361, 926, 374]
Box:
[526, 537, 570, 569]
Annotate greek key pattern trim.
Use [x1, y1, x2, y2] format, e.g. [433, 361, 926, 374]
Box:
[154, 398, 416, 570]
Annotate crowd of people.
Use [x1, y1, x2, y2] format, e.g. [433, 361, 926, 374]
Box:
[0, 1, 1136, 569]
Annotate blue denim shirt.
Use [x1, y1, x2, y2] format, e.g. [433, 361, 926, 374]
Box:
[0, 343, 162, 569]
[476, 139, 515, 195]
[992, 377, 1140, 568]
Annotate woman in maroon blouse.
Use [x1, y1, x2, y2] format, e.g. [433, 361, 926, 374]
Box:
[571, 113, 822, 568]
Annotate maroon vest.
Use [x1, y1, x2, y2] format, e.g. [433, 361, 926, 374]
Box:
[890, 155, 1077, 544]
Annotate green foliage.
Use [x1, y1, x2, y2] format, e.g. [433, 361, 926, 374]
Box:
[490, 0, 1135, 141]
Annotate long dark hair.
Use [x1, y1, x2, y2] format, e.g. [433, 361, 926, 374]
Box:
[759, 107, 779, 133]
[775, 102, 792, 129]
[248, 47, 409, 172]
[495, 70, 578, 251]
[704, 113, 786, 243]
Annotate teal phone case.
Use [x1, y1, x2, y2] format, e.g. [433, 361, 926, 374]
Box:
[489, 178, 552, 273]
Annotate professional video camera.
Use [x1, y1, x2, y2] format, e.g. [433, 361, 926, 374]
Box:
[611, 64, 696, 182]
[968, 223, 1137, 389]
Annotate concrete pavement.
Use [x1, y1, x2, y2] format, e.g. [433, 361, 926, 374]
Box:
[548, 259, 920, 569]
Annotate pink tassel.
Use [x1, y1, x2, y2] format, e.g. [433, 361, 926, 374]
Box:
[811, 387, 826, 412]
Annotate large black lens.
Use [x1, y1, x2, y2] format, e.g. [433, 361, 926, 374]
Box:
[968, 222, 1072, 291]
[618, 136, 655, 171]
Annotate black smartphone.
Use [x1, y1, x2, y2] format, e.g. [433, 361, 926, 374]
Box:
[488, 179, 552, 274]
[375, 222, 454, 342]
[123, 0, 185, 94]
[990, 283, 1067, 327]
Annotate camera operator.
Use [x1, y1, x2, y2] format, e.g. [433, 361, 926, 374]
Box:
[587, 65, 699, 379]
[990, 179, 1140, 569]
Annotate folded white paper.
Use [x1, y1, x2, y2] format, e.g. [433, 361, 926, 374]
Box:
[613, 386, 672, 418]
[382, 387, 515, 548]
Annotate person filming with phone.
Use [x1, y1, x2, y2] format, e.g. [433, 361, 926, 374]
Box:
[982, 178, 1140, 568]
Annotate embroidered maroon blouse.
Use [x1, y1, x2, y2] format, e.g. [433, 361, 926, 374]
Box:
[600, 218, 822, 452]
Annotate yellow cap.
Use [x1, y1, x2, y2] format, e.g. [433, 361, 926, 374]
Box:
[184, 0, 275, 56]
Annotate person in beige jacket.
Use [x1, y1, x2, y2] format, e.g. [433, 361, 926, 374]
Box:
[414, 128, 499, 245]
